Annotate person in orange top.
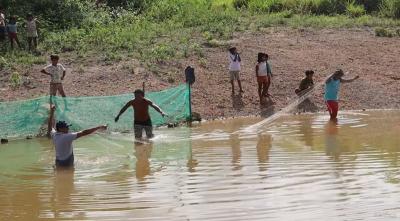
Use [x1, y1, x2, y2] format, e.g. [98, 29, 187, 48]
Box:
[115, 89, 166, 139]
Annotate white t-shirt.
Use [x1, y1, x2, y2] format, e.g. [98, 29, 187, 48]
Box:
[44, 64, 66, 83]
[51, 129, 77, 161]
[26, 20, 38, 37]
[257, 62, 268, 76]
[229, 54, 241, 71]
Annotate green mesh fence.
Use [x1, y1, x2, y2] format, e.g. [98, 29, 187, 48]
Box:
[0, 84, 191, 139]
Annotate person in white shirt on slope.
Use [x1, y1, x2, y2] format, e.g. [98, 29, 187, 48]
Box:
[228, 47, 244, 94]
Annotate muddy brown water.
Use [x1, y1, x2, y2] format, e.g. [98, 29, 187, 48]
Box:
[1, 110, 400, 220]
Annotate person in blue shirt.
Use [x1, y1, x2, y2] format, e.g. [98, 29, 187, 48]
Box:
[325, 69, 359, 121]
[6, 15, 21, 49]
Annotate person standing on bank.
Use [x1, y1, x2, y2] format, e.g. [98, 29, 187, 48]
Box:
[6, 15, 21, 49]
[41, 54, 67, 104]
[26, 13, 39, 51]
[48, 105, 107, 167]
[228, 47, 244, 94]
[325, 69, 359, 121]
[256, 53, 269, 104]
[115, 89, 167, 140]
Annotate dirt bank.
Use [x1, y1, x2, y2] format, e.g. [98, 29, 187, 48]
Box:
[1, 28, 400, 119]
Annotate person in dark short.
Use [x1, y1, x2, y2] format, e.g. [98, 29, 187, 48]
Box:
[115, 89, 166, 140]
[228, 47, 244, 94]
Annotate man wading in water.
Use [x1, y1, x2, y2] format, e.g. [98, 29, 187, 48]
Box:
[48, 105, 107, 167]
[115, 89, 167, 140]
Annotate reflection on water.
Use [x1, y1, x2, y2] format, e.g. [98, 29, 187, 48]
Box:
[135, 143, 153, 181]
[256, 133, 271, 172]
[51, 168, 80, 220]
[230, 134, 242, 171]
[325, 119, 340, 160]
[1, 111, 400, 220]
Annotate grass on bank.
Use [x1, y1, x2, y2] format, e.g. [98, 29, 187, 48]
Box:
[1, 0, 400, 74]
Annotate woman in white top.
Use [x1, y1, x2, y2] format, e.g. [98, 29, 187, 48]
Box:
[26, 13, 38, 51]
[228, 47, 244, 94]
[255, 53, 272, 104]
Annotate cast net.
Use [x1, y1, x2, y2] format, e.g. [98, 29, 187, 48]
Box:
[0, 84, 190, 139]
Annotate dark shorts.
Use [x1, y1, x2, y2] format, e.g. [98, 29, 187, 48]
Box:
[134, 119, 153, 139]
[50, 83, 64, 95]
[8, 32, 17, 39]
[55, 153, 74, 167]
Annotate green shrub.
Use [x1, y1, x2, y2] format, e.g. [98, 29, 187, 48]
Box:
[280, 9, 295, 18]
[191, 43, 204, 58]
[346, 1, 366, 17]
[146, 0, 191, 21]
[9, 72, 22, 89]
[277, 0, 342, 15]
[202, 31, 213, 41]
[249, 0, 284, 13]
[380, 0, 400, 18]
[199, 58, 207, 67]
[234, 0, 249, 9]
[375, 27, 395, 37]
[2, 0, 94, 30]
[2, 0, 400, 70]
[150, 44, 176, 61]
[292, 0, 320, 14]
[103, 0, 150, 11]
[355, 0, 383, 12]
[310, 0, 341, 15]
[0, 57, 11, 71]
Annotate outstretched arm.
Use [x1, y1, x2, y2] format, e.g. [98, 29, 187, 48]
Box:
[149, 101, 166, 117]
[77, 125, 107, 139]
[341, 75, 359, 83]
[115, 101, 132, 122]
[47, 105, 56, 137]
[41, 69, 50, 76]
